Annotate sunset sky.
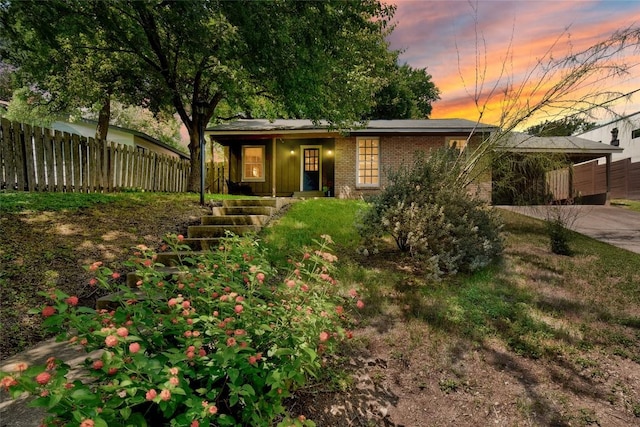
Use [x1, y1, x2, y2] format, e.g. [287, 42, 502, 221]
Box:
[386, 0, 640, 128]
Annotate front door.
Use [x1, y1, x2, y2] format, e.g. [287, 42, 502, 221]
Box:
[301, 146, 321, 191]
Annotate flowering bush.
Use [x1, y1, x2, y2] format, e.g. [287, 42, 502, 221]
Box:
[1, 234, 361, 426]
[357, 149, 503, 279]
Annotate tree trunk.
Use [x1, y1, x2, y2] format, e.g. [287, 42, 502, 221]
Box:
[95, 95, 111, 140]
[186, 114, 207, 193]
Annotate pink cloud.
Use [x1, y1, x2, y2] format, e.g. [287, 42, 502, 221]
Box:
[387, 0, 640, 125]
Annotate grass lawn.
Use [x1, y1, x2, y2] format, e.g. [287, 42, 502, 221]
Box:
[2, 193, 640, 425]
[612, 198, 640, 213]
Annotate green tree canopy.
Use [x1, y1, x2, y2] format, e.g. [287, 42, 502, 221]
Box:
[1, 0, 398, 191]
[367, 63, 440, 119]
[525, 116, 596, 137]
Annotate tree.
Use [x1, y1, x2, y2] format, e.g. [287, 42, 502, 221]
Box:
[526, 116, 596, 137]
[1, 1, 397, 192]
[0, 1, 150, 140]
[367, 63, 440, 119]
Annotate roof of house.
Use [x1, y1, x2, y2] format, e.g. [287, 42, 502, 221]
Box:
[207, 119, 496, 136]
[52, 119, 190, 160]
[496, 132, 623, 162]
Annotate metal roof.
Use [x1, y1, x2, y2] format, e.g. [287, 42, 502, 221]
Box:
[207, 118, 496, 136]
[496, 132, 623, 163]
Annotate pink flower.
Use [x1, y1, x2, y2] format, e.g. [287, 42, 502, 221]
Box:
[35, 372, 51, 385]
[177, 234, 184, 242]
[234, 304, 244, 314]
[129, 343, 141, 354]
[42, 306, 56, 318]
[348, 289, 358, 298]
[182, 300, 191, 309]
[168, 298, 178, 307]
[169, 376, 179, 386]
[15, 362, 28, 372]
[105, 335, 118, 347]
[226, 337, 236, 347]
[356, 300, 365, 309]
[256, 272, 265, 283]
[65, 296, 79, 306]
[286, 279, 296, 288]
[80, 420, 94, 427]
[146, 389, 157, 401]
[143, 259, 153, 267]
[160, 389, 171, 401]
[169, 367, 179, 375]
[89, 261, 102, 272]
[336, 306, 344, 315]
[248, 355, 257, 365]
[208, 405, 218, 415]
[111, 272, 121, 279]
[108, 367, 118, 375]
[191, 421, 199, 427]
[116, 327, 129, 337]
[1, 376, 18, 391]
[319, 331, 330, 342]
[92, 360, 104, 370]
[89, 278, 98, 286]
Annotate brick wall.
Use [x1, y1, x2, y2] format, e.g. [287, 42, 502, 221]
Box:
[334, 134, 449, 198]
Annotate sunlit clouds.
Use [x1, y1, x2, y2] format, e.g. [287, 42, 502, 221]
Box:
[387, 0, 640, 127]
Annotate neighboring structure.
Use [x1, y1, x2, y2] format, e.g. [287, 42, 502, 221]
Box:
[206, 119, 495, 198]
[51, 119, 189, 160]
[574, 112, 640, 200]
[494, 132, 623, 204]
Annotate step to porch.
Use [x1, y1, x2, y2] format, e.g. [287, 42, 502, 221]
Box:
[96, 198, 292, 310]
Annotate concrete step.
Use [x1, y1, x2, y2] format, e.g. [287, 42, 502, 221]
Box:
[188, 224, 260, 238]
[223, 198, 285, 208]
[212, 206, 275, 216]
[180, 237, 222, 251]
[292, 191, 325, 198]
[201, 214, 269, 226]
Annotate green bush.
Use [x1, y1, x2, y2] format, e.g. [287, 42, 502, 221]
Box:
[0, 234, 362, 427]
[357, 149, 503, 278]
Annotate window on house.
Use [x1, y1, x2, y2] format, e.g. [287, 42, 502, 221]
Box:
[632, 129, 640, 139]
[446, 138, 468, 152]
[357, 137, 379, 187]
[242, 145, 265, 182]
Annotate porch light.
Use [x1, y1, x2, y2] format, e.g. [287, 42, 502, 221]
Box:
[327, 150, 333, 155]
[290, 149, 295, 155]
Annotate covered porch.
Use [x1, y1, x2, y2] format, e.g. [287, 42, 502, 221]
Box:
[207, 121, 339, 197]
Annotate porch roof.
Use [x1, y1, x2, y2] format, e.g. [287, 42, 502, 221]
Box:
[206, 118, 496, 137]
[496, 132, 623, 163]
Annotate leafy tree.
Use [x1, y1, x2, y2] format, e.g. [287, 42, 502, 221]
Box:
[367, 63, 440, 119]
[0, 1, 149, 140]
[1, 1, 397, 192]
[526, 116, 596, 136]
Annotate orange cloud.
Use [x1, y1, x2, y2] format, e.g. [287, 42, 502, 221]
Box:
[388, 0, 640, 127]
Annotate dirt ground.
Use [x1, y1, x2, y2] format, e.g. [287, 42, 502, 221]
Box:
[2, 199, 639, 426]
[289, 247, 640, 427]
[0, 195, 211, 360]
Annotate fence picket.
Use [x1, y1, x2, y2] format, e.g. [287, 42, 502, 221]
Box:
[0, 119, 191, 194]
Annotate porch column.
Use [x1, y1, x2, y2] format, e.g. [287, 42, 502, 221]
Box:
[605, 153, 611, 205]
[272, 137, 276, 197]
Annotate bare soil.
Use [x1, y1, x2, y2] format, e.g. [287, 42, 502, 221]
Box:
[2, 200, 639, 426]
[0, 195, 210, 360]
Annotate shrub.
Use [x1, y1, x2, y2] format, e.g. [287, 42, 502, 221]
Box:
[1, 234, 362, 427]
[357, 149, 503, 278]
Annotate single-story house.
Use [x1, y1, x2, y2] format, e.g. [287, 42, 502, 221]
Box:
[206, 119, 495, 198]
[51, 119, 190, 160]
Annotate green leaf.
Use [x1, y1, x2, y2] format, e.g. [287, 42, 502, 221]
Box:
[71, 388, 96, 401]
[120, 406, 132, 420]
[94, 417, 109, 427]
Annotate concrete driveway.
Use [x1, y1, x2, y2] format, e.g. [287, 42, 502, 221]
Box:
[499, 205, 640, 254]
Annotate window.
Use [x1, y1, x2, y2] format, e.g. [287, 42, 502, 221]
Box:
[242, 146, 265, 182]
[632, 128, 640, 139]
[446, 137, 468, 152]
[357, 137, 379, 187]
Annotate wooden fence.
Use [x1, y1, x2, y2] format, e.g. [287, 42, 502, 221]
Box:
[574, 158, 640, 200]
[0, 119, 191, 193]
